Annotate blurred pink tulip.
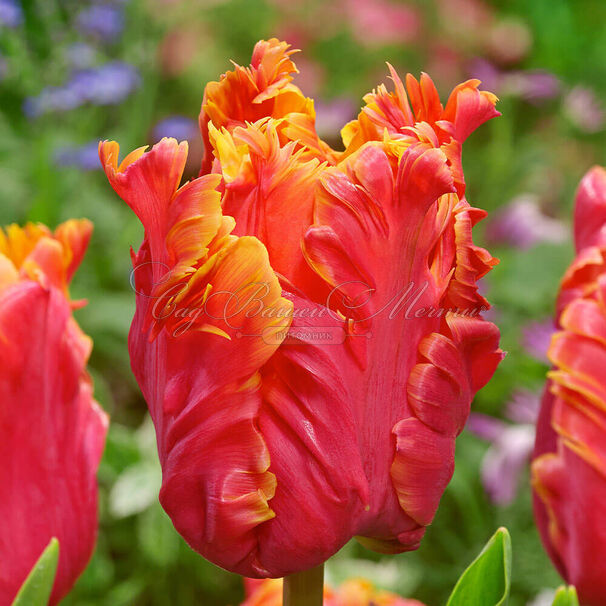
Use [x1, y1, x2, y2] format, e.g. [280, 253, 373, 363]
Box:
[0, 220, 107, 605]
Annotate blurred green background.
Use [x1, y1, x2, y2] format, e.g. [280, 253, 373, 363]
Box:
[2, 0, 606, 604]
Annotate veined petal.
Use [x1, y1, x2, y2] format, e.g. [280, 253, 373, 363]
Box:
[441, 199, 498, 311]
[557, 247, 606, 318]
[54, 219, 93, 283]
[209, 119, 328, 295]
[103, 139, 341, 575]
[391, 418, 455, 528]
[303, 139, 502, 551]
[129, 234, 290, 575]
[252, 293, 369, 575]
[341, 64, 414, 153]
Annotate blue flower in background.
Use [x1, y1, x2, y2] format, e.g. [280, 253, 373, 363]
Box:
[54, 141, 102, 171]
[77, 4, 124, 41]
[152, 116, 198, 142]
[0, 0, 22, 28]
[69, 62, 141, 105]
[25, 61, 141, 116]
[24, 85, 82, 116]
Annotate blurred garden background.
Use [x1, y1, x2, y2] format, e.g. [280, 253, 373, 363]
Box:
[2, 0, 606, 604]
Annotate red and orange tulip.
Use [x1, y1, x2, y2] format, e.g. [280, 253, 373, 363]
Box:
[532, 166, 606, 606]
[100, 38, 502, 577]
[242, 577, 426, 606]
[0, 220, 108, 605]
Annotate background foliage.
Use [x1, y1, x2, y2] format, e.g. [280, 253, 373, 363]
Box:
[2, 0, 606, 604]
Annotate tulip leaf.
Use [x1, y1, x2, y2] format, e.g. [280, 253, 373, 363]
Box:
[11, 537, 59, 606]
[446, 527, 511, 606]
[552, 586, 579, 606]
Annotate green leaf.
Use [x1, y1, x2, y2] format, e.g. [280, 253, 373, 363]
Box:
[109, 462, 161, 518]
[552, 586, 579, 606]
[12, 538, 59, 606]
[446, 527, 512, 606]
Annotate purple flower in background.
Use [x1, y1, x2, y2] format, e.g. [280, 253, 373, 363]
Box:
[485, 194, 567, 250]
[502, 70, 561, 103]
[77, 4, 124, 41]
[25, 62, 140, 116]
[521, 319, 556, 364]
[564, 86, 605, 133]
[0, 0, 22, 28]
[468, 60, 560, 105]
[467, 389, 541, 505]
[314, 98, 355, 139]
[152, 116, 203, 175]
[468, 58, 501, 93]
[24, 85, 82, 116]
[506, 389, 542, 425]
[152, 116, 198, 142]
[70, 62, 140, 105]
[54, 142, 102, 171]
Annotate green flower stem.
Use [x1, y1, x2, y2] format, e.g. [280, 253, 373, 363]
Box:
[282, 563, 324, 606]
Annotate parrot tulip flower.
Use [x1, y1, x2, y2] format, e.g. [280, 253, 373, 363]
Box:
[0, 220, 108, 605]
[100, 38, 502, 579]
[532, 166, 606, 606]
[242, 577, 426, 606]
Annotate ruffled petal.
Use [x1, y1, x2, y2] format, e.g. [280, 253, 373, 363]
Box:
[302, 140, 501, 552]
[0, 220, 92, 304]
[440, 79, 501, 143]
[209, 119, 328, 295]
[341, 68, 497, 201]
[103, 140, 361, 575]
[533, 446, 606, 606]
[129, 233, 291, 574]
[342, 70, 499, 153]
[199, 38, 334, 172]
[405, 72, 443, 125]
[532, 237, 606, 605]
[100, 138, 187, 264]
